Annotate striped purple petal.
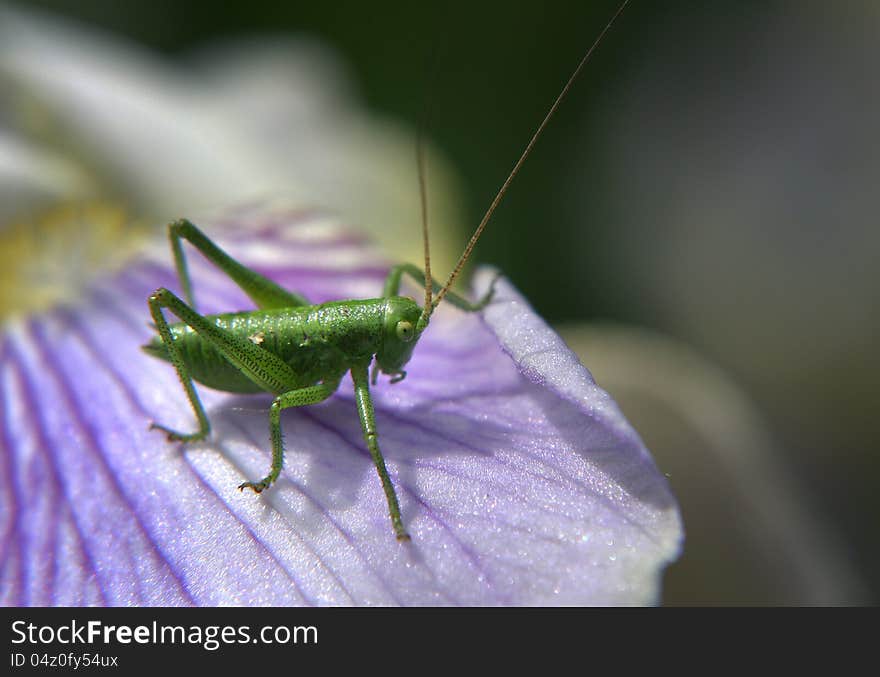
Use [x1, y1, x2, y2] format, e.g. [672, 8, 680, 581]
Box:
[1, 206, 682, 605]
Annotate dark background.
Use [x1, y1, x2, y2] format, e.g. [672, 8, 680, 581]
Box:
[13, 0, 656, 324]
[12, 0, 878, 604]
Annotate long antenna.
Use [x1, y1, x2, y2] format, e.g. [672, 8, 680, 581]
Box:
[417, 102, 433, 315]
[416, 48, 438, 319]
[429, 0, 630, 312]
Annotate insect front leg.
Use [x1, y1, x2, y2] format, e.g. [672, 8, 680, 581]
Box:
[350, 361, 410, 541]
[383, 263, 500, 311]
[238, 378, 342, 494]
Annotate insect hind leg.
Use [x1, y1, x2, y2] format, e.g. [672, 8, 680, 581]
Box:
[147, 287, 303, 441]
[168, 218, 312, 310]
[147, 289, 212, 442]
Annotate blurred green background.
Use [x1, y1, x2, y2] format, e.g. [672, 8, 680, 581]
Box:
[7, 0, 878, 604]
[12, 0, 653, 322]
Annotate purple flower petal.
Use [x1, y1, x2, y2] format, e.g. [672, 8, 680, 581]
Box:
[1, 206, 682, 605]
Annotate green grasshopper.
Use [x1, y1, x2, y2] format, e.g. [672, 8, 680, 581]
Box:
[143, 2, 629, 541]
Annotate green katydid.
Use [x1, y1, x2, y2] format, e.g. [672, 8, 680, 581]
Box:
[143, 1, 629, 541]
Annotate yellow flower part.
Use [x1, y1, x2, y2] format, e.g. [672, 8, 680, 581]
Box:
[0, 202, 149, 319]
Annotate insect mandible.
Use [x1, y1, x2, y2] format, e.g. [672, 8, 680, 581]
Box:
[143, 2, 630, 541]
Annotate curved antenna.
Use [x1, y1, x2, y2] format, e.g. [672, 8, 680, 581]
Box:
[417, 120, 433, 316]
[416, 48, 439, 322]
[428, 0, 630, 314]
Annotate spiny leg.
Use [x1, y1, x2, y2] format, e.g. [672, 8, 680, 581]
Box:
[383, 263, 499, 312]
[350, 361, 410, 541]
[375, 262, 500, 384]
[148, 287, 302, 438]
[238, 379, 341, 494]
[168, 218, 311, 310]
[147, 290, 210, 441]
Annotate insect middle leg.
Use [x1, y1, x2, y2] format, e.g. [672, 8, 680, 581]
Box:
[237, 379, 342, 494]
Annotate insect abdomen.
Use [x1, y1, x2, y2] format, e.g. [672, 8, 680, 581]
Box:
[144, 299, 389, 393]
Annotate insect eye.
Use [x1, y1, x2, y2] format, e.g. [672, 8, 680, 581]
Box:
[395, 321, 414, 342]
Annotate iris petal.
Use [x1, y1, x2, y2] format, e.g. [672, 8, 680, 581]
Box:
[1, 207, 682, 605]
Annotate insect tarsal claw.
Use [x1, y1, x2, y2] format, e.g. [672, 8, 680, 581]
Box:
[238, 481, 266, 494]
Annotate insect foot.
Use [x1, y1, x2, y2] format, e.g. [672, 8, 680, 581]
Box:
[149, 421, 207, 443]
[238, 480, 271, 494]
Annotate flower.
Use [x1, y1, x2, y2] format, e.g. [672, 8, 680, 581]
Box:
[1, 205, 681, 605]
[0, 3, 681, 605]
